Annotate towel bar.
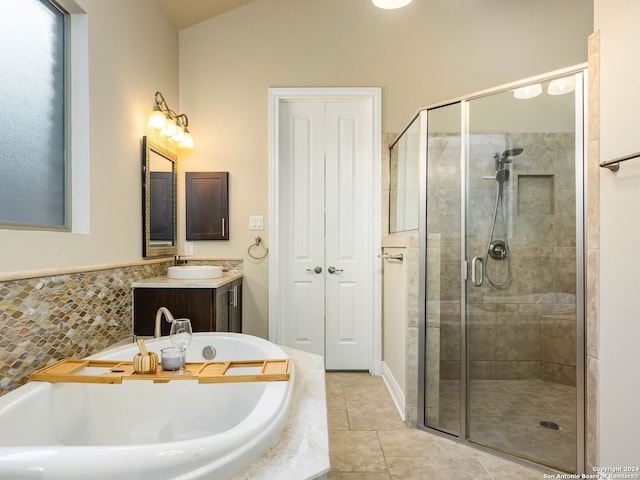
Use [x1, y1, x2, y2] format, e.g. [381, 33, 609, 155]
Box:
[379, 253, 404, 262]
[599, 151, 640, 171]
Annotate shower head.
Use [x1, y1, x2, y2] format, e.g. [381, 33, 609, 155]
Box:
[495, 147, 524, 169]
[502, 147, 524, 159]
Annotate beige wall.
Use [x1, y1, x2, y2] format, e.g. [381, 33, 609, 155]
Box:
[0, 0, 178, 274]
[178, 0, 592, 337]
[594, 0, 640, 465]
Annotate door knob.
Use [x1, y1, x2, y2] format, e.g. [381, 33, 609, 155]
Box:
[306, 266, 322, 274]
[328, 266, 343, 274]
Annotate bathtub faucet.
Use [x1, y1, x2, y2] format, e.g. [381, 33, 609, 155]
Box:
[155, 307, 175, 338]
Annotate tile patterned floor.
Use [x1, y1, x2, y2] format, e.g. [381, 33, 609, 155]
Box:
[326, 372, 549, 480]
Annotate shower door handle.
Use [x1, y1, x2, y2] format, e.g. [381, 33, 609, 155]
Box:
[471, 256, 484, 287]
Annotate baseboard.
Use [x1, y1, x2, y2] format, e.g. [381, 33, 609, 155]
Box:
[381, 361, 406, 421]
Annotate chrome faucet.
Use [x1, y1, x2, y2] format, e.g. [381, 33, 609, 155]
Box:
[155, 307, 175, 338]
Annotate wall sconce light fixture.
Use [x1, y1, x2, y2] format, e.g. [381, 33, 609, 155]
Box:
[147, 91, 194, 149]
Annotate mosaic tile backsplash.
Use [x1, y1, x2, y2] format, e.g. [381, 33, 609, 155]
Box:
[0, 262, 172, 396]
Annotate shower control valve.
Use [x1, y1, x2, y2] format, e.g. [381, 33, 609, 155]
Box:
[488, 240, 508, 260]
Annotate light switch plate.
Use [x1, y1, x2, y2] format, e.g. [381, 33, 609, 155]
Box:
[184, 241, 194, 255]
[249, 215, 264, 230]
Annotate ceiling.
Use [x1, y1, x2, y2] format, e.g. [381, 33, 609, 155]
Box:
[157, 0, 255, 30]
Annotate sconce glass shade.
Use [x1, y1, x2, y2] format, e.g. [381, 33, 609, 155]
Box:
[513, 83, 542, 100]
[181, 130, 194, 150]
[172, 126, 185, 144]
[372, 0, 412, 8]
[547, 76, 575, 95]
[147, 108, 166, 130]
[161, 118, 177, 138]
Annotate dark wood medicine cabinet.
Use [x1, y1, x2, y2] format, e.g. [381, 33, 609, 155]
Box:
[186, 172, 229, 241]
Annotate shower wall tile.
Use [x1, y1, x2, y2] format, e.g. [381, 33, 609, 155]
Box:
[406, 242, 420, 330]
[495, 361, 540, 380]
[586, 249, 599, 359]
[517, 175, 555, 216]
[554, 247, 577, 295]
[467, 303, 498, 369]
[588, 32, 600, 144]
[468, 318, 496, 361]
[586, 29, 600, 470]
[586, 354, 598, 470]
[440, 261, 461, 302]
[541, 319, 576, 367]
[541, 362, 576, 387]
[405, 325, 419, 426]
[511, 216, 555, 248]
[555, 202, 577, 250]
[495, 323, 540, 361]
[508, 133, 556, 173]
[429, 135, 462, 191]
[508, 255, 556, 298]
[587, 141, 600, 250]
[468, 189, 496, 237]
[554, 146, 577, 191]
[440, 360, 460, 380]
[436, 188, 461, 216]
[469, 360, 496, 380]
[438, 318, 460, 361]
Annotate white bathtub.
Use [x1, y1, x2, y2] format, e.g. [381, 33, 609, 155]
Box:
[0, 333, 294, 480]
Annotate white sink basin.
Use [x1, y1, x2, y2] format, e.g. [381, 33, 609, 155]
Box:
[167, 265, 223, 280]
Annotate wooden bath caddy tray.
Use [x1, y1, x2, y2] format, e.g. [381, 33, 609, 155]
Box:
[30, 359, 291, 384]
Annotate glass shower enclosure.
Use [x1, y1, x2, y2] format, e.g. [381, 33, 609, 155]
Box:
[411, 67, 585, 473]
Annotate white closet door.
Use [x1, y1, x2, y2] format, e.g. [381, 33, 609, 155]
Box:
[276, 95, 376, 370]
[278, 100, 326, 356]
[324, 101, 373, 370]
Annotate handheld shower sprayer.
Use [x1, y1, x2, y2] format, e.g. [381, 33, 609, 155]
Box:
[482, 146, 524, 287]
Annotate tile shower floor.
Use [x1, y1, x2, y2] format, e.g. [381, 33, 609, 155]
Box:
[435, 379, 577, 472]
[326, 372, 550, 480]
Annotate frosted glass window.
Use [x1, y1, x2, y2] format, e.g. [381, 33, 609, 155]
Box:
[0, 0, 66, 228]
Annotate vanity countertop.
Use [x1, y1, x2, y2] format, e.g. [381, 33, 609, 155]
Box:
[131, 272, 243, 289]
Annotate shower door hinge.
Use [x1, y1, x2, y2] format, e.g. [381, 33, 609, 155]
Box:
[463, 260, 468, 280]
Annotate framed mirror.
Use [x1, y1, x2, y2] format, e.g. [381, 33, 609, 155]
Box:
[142, 137, 177, 258]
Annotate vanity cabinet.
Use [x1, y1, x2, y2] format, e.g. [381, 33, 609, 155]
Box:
[132, 275, 242, 337]
[214, 278, 242, 333]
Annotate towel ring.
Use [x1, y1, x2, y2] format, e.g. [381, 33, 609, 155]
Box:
[248, 236, 269, 260]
